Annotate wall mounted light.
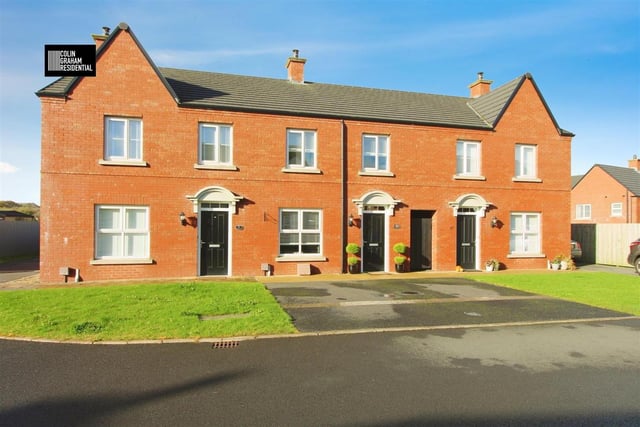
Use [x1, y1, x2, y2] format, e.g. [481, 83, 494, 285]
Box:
[180, 212, 187, 226]
[491, 216, 499, 228]
[348, 214, 355, 227]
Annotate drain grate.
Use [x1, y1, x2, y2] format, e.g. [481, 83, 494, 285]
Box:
[211, 341, 239, 349]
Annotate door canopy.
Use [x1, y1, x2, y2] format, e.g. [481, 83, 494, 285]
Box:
[448, 193, 492, 216]
[186, 186, 243, 213]
[352, 190, 401, 216]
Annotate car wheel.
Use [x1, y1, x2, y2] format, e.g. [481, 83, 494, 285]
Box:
[636, 257, 640, 275]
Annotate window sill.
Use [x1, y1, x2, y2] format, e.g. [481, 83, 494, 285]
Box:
[90, 258, 154, 265]
[281, 167, 322, 174]
[358, 171, 395, 177]
[453, 174, 486, 181]
[99, 160, 148, 167]
[512, 177, 542, 183]
[194, 164, 239, 171]
[275, 255, 327, 262]
[506, 253, 546, 259]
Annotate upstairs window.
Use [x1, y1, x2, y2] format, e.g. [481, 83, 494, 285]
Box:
[576, 204, 591, 220]
[611, 202, 623, 217]
[105, 117, 142, 162]
[286, 129, 316, 169]
[515, 144, 537, 179]
[456, 140, 480, 176]
[362, 134, 389, 172]
[199, 123, 232, 165]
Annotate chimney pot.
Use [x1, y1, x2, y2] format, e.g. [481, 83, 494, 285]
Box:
[469, 72, 493, 98]
[286, 50, 306, 84]
[102, 26, 110, 36]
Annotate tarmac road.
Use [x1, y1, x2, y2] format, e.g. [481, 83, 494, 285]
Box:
[1, 318, 639, 426]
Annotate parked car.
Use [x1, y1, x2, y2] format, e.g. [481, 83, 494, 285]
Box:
[571, 240, 582, 260]
[627, 238, 640, 274]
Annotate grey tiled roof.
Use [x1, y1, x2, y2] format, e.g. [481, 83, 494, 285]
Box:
[571, 175, 584, 188]
[597, 164, 640, 196]
[160, 67, 493, 128]
[35, 22, 571, 134]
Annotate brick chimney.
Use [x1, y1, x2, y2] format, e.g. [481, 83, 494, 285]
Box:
[629, 154, 640, 171]
[469, 72, 492, 98]
[286, 49, 306, 84]
[91, 26, 110, 48]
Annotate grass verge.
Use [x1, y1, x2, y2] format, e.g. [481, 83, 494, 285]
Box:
[473, 271, 640, 315]
[0, 281, 297, 341]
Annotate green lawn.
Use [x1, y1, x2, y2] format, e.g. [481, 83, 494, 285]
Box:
[472, 271, 640, 315]
[0, 281, 296, 341]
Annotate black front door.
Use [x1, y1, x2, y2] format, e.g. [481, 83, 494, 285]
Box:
[200, 211, 228, 275]
[456, 214, 476, 270]
[363, 213, 385, 272]
[410, 210, 434, 271]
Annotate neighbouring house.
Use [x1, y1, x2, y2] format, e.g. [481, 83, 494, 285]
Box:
[571, 157, 640, 224]
[36, 23, 574, 283]
[0, 210, 36, 221]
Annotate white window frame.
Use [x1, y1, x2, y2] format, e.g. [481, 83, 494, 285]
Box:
[104, 117, 143, 162]
[198, 123, 233, 165]
[286, 129, 317, 170]
[456, 140, 481, 177]
[361, 134, 390, 173]
[509, 212, 542, 255]
[575, 204, 591, 220]
[94, 205, 150, 260]
[611, 202, 623, 217]
[278, 209, 322, 257]
[515, 144, 537, 179]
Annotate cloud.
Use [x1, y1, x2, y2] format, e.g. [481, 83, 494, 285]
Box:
[0, 162, 19, 173]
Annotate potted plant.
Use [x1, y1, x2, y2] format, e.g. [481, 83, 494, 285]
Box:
[393, 242, 407, 273]
[560, 255, 570, 270]
[485, 258, 499, 272]
[345, 243, 360, 274]
[551, 255, 562, 270]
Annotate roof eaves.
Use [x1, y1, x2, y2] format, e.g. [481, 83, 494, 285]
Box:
[175, 101, 493, 130]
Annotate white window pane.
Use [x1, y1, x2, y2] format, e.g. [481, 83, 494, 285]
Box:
[97, 233, 122, 257]
[378, 137, 388, 154]
[378, 154, 387, 170]
[98, 208, 120, 230]
[281, 212, 298, 230]
[126, 234, 147, 257]
[525, 215, 539, 232]
[280, 233, 299, 244]
[202, 144, 215, 161]
[302, 211, 319, 230]
[219, 126, 231, 144]
[126, 208, 147, 230]
[363, 154, 376, 169]
[219, 145, 230, 163]
[107, 120, 125, 157]
[301, 233, 320, 243]
[288, 132, 302, 149]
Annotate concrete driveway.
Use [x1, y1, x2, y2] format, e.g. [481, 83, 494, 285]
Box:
[265, 275, 636, 335]
[0, 257, 39, 285]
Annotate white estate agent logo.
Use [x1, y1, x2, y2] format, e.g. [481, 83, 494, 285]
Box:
[44, 44, 96, 77]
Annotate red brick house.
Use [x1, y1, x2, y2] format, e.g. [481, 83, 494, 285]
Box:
[571, 157, 640, 224]
[36, 23, 574, 283]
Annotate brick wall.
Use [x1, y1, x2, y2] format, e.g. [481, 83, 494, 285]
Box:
[39, 29, 572, 282]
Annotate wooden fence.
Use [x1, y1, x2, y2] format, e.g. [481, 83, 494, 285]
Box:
[0, 221, 39, 257]
[572, 223, 640, 266]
